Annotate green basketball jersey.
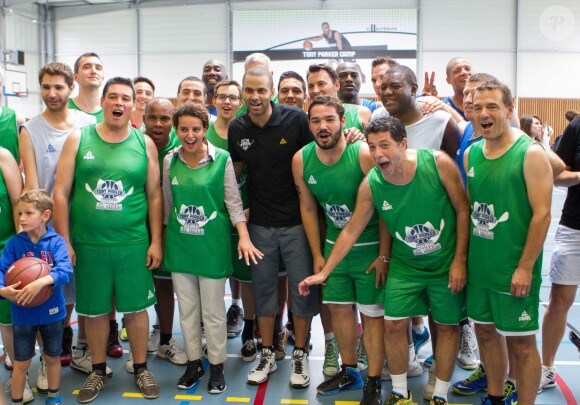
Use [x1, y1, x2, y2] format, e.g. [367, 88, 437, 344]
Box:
[71, 125, 148, 245]
[302, 141, 378, 245]
[157, 128, 180, 179]
[0, 107, 19, 161]
[68, 99, 104, 123]
[344, 104, 362, 132]
[163, 148, 232, 279]
[467, 134, 541, 293]
[368, 149, 456, 280]
[206, 123, 249, 209]
[0, 160, 15, 254]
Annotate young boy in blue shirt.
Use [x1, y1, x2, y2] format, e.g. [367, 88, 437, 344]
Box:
[0, 190, 72, 405]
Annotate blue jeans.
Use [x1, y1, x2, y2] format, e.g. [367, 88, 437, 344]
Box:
[13, 319, 65, 361]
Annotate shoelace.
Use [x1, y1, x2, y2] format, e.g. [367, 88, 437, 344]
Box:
[255, 352, 273, 371]
[84, 373, 105, 391]
[364, 378, 380, 393]
[292, 352, 304, 374]
[459, 331, 472, 355]
[465, 368, 484, 384]
[227, 306, 241, 324]
[504, 382, 516, 398]
[325, 340, 338, 362]
[137, 370, 156, 388]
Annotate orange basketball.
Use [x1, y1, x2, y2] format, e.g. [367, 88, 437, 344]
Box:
[4, 257, 54, 308]
[303, 40, 313, 51]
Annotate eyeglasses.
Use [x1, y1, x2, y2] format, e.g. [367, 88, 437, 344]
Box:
[216, 94, 240, 102]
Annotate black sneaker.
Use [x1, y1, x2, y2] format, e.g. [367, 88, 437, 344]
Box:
[317, 365, 363, 395]
[208, 363, 226, 394]
[241, 338, 257, 362]
[360, 376, 382, 405]
[226, 304, 244, 338]
[177, 359, 204, 390]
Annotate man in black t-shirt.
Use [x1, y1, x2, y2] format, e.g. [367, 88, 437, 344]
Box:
[228, 67, 319, 389]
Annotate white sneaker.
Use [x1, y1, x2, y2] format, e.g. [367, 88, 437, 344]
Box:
[423, 361, 436, 400]
[157, 338, 187, 365]
[381, 360, 391, 381]
[539, 365, 556, 391]
[23, 376, 34, 404]
[37, 356, 48, 393]
[147, 326, 160, 353]
[4, 349, 12, 370]
[247, 348, 277, 385]
[5, 375, 35, 404]
[71, 345, 113, 377]
[457, 324, 477, 370]
[408, 353, 424, 377]
[125, 349, 134, 374]
[289, 348, 310, 388]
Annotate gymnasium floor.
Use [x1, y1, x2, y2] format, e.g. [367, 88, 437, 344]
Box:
[0, 187, 578, 405]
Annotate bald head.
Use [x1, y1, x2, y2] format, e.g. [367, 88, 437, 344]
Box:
[145, 97, 174, 115]
[202, 59, 227, 91]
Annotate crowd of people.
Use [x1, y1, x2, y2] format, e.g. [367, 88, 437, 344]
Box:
[0, 50, 578, 405]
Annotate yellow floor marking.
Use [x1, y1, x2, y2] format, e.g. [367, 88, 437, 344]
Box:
[335, 401, 361, 405]
[72, 390, 79, 395]
[174, 394, 203, 400]
[281, 400, 309, 404]
[122, 392, 144, 398]
[226, 398, 251, 403]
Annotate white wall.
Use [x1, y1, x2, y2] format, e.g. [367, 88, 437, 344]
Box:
[1, 5, 42, 117]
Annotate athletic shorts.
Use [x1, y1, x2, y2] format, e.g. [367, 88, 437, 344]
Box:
[549, 225, 580, 286]
[384, 276, 465, 325]
[152, 264, 172, 280]
[248, 224, 319, 318]
[322, 242, 384, 317]
[0, 299, 11, 325]
[62, 273, 77, 305]
[231, 232, 287, 282]
[74, 241, 157, 316]
[466, 283, 539, 336]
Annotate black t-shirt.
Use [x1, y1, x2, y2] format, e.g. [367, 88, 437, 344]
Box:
[228, 102, 313, 227]
[556, 117, 580, 230]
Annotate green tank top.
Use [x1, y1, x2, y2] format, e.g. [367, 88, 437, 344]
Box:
[68, 99, 104, 123]
[302, 141, 378, 245]
[207, 123, 249, 210]
[344, 104, 362, 131]
[163, 149, 233, 279]
[157, 128, 180, 179]
[71, 125, 148, 245]
[0, 160, 15, 254]
[467, 134, 541, 293]
[368, 149, 456, 280]
[0, 107, 19, 161]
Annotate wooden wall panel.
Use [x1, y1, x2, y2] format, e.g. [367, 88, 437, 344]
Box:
[517, 98, 580, 144]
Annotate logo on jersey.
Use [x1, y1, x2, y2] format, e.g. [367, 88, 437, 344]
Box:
[171, 176, 179, 185]
[396, 220, 444, 256]
[471, 202, 509, 240]
[519, 311, 532, 322]
[85, 180, 134, 211]
[239, 139, 254, 151]
[467, 167, 475, 177]
[280, 138, 287, 145]
[47, 144, 56, 153]
[176, 204, 217, 235]
[308, 175, 317, 185]
[147, 290, 155, 300]
[382, 201, 393, 211]
[325, 204, 352, 229]
[83, 151, 95, 160]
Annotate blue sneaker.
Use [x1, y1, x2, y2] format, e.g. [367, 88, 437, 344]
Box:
[480, 396, 492, 405]
[424, 355, 433, 368]
[452, 364, 487, 395]
[46, 396, 63, 405]
[316, 365, 363, 395]
[504, 380, 517, 405]
[412, 326, 430, 354]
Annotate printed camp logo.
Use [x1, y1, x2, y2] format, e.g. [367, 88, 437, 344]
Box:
[176, 204, 217, 235]
[325, 204, 352, 229]
[396, 220, 444, 256]
[471, 202, 509, 240]
[85, 180, 134, 211]
[239, 138, 254, 151]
